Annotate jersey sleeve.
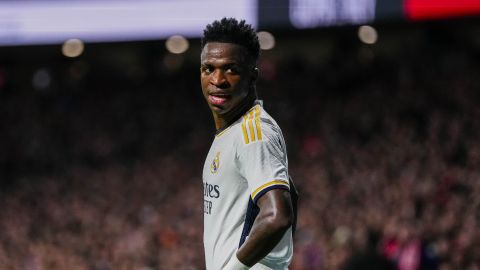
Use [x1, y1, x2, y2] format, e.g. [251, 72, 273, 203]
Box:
[237, 112, 289, 204]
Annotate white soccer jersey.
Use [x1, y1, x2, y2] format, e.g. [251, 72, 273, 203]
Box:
[203, 103, 293, 270]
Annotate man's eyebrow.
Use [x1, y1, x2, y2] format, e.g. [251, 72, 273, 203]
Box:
[201, 61, 239, 67]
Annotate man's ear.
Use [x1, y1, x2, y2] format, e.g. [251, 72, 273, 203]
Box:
[251, 67, 259, 82]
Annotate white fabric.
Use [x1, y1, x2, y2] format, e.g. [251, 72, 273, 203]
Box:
[223, 254, 249, 270]
[203, 103, 293, 270]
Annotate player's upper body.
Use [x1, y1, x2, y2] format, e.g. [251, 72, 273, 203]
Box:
[203, 102, 293, 269]
[200, 18, 295, 270]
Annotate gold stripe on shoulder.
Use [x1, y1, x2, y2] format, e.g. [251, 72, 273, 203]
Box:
[254, 106, 262, 140]
[242, 115, 249, 144]
[241, 105, 261, 145]
[248, 110, 255, 142]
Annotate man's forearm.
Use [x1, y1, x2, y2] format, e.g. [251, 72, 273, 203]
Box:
[236, 189, 293, 267]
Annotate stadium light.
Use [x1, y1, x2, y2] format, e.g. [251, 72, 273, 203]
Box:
[257, 31, 275, 50]
[62, 39, 85, 58]
[358, 25, 378, 45]
[165, 35, 189, 54]
[0, 0, 256, 46]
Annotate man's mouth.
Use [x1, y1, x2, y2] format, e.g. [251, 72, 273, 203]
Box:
[208, 93, 230, 106]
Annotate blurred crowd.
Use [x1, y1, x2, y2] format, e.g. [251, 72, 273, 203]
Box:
[1, 21, 479, 269]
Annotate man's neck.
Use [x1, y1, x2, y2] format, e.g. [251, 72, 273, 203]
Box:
[213, 92, 256, 131]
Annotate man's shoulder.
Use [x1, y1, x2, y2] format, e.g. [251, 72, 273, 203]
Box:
[238, 104, 282, 146]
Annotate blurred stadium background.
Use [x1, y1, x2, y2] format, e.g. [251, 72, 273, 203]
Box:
[1, 0, 480, 269]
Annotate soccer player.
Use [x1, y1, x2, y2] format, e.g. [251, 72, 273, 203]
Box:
[200, 18, 296, 270]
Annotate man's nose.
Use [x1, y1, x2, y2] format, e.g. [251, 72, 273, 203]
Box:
[210, 69, 227, 87]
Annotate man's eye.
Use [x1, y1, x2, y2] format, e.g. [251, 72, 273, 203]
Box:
[202, 67, 213, 74]
[226, 68, 239, 74]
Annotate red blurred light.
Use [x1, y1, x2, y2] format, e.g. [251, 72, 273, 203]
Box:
[405, 0, 480, 20]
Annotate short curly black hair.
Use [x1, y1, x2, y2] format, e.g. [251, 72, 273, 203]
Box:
[201, 17, 260, 61]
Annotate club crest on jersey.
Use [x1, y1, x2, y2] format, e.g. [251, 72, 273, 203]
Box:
[210, 152, 220, 174]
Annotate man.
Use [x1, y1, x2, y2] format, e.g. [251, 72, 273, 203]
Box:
[201, 18, 297, 270]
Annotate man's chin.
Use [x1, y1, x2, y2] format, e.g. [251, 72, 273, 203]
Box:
[210, 104, 230, 115]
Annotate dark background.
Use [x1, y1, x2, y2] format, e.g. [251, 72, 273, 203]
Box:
[1, 15, 480, 270]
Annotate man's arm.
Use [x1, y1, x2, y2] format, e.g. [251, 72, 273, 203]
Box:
[236, 189, 294, 267]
